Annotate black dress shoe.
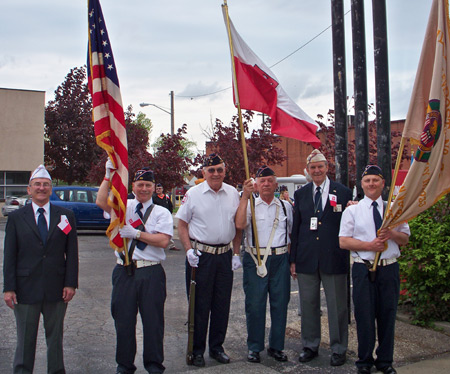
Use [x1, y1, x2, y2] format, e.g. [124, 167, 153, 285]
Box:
[209, 350, 230, 364]
[357, 367, 371, 374]
[247, 350, 260, 363]
[379, 366, 397, 374]
[298, 348, 318, 363]
[267, 347, 288, 362]
[330, 352, 346, 366]
[192, 354, 205, 367]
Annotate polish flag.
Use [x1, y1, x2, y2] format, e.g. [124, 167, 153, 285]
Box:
[223, 9, 321, 148]
[58, 215, 72, 235]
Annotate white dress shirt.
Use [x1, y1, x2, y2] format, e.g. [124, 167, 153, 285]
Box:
[339, 195, 410, 261]
[116, 198, 173, 262]
[244, 197, 293, 247]
[32, 201, 50, 229]
[176, 181, 240, 245]
[312, 176, 330, 212]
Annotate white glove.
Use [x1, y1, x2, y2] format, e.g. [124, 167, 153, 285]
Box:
[105, 157, 116, 179]
[186, 248, 201, 268]
[232, 255, 242, 271]
[119, 224, 139, 239]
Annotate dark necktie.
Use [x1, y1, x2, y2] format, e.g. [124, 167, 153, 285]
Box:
[314, 186, 322, 214]
[372, 201, 382, 234]
[135, 203, 146, 250]
[37, 207, 48, 245]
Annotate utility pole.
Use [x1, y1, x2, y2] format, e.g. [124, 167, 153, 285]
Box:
[372, 0, 392, 199]
[170, 90, 174, 135]
[331, 0, 349, 187]
[351, 0, 369, 200]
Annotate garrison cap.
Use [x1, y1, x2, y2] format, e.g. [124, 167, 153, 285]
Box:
[306, 149, 327, 165]
[256, 165, 275, 178]
[362, 165, 385, 179]
[133, 168, 155, 183]
[203, 153, 224, 167]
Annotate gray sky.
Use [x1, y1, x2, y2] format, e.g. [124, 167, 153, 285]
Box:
[1, 0, 432, 152]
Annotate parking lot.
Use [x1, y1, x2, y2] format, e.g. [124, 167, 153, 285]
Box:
[1, 217, 449, 374]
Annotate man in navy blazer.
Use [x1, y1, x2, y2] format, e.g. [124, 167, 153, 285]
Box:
[289, 150, 352, 367]
[3, 165, 78, 374]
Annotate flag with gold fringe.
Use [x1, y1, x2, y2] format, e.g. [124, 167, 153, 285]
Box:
[382, 0, 450, 229]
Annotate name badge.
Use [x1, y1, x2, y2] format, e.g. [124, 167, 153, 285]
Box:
[333, 204, 342, 212]
[310, 217, 318, 230]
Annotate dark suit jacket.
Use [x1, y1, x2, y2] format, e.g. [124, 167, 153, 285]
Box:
[289, 180, 352, 274]
[3, 203, 78, 304]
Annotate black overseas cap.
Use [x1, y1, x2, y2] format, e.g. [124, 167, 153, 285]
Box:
[256, 165, 275, 178]
[203, 153, 224, 167]
[361, 165, 385, 179]
[133, 167, 155, 183]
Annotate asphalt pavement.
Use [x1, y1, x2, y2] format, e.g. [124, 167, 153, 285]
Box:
[0, 215, 449, 374]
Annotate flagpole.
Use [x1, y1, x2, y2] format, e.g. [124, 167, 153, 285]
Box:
[222, 0, 263, 269]
[371, 136, 406, 273]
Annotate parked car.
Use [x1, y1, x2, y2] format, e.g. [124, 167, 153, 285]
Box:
[1, 195, 30, 217]
[50, 186, 110, 230]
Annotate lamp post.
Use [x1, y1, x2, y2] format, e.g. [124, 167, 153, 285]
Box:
[140, 90, 174, 135]
[140, 91, 176, 207]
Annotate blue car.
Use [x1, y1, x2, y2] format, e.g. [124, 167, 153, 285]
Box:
[50, 186, 110, 230]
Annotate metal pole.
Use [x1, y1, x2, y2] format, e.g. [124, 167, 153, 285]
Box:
[331, 0, 348, 187]
[351, 0, 369, 200]
[170, 90, 175, 136]
[372, 0, 391, 199]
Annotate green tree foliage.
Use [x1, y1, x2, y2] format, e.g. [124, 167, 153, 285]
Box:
[200, 110, 287, 186]
[150, 124, 193, 190]
[398, 194, 450, 326]
[45, 66, 100, 184]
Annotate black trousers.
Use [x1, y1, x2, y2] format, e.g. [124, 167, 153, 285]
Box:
[352, 262, 399, 370]
[111, 264, 166, 374]
[185, 250, 233, 355]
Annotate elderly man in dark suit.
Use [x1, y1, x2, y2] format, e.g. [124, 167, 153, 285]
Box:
[3, 165, 79, 374]
[289, 150, 352, 367]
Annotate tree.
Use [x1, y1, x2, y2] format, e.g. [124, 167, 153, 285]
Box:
[150, 124, 194, 190]
[45, 66, 100, 184]
[201, 110, 287, 186]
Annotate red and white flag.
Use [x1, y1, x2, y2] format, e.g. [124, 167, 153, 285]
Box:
[57, 215, 72, 235]
[222, 8, 321, 148]
[87, 0, 128, 252]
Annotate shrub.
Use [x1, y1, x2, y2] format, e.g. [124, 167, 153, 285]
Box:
[398, 194, 450, 326]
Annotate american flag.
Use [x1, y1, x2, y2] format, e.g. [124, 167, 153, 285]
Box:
[87, 0, 128, 252]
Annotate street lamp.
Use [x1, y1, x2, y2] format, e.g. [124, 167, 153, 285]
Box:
[140, 90, 174, 135]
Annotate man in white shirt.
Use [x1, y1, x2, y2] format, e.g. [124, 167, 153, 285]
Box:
[339, 165, 410, 374]
[97, 164, 173, 374]
[176, 153, 241, 367]
[235, 166, 293, 364]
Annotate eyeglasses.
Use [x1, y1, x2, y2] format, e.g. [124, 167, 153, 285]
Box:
[205, 167, 224, 174]
[31, 182, 52, 188]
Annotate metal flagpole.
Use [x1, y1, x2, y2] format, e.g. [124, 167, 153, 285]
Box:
[222, 0, 265, 275]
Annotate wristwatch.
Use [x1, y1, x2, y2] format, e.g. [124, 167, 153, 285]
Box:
[136, 230, 141, 240]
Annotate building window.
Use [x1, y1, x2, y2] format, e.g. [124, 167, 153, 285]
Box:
[0, 171, 31, 201]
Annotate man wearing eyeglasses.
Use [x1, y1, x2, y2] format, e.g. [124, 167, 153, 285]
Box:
[3, 165, 79, 374]
[289, 149, 352, 367]
[176, 153, 242, 367]
[339, 165, 410, 374]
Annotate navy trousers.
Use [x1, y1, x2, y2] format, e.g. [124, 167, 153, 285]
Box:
[185, 250, 233, 355]
[111, 264, 166, 374]
[352, 262, 399, 370]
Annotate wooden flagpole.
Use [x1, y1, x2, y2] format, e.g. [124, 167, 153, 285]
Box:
[222, 0, 263, 270]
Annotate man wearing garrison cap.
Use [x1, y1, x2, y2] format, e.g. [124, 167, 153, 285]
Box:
[290, 149, 353, 367]
[339, 166, 410, 374]
[176, 153, 242, 367]
[97, 162, 173, 373]
[3, 165, 78, 374]
[235, 165, 293, 364]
